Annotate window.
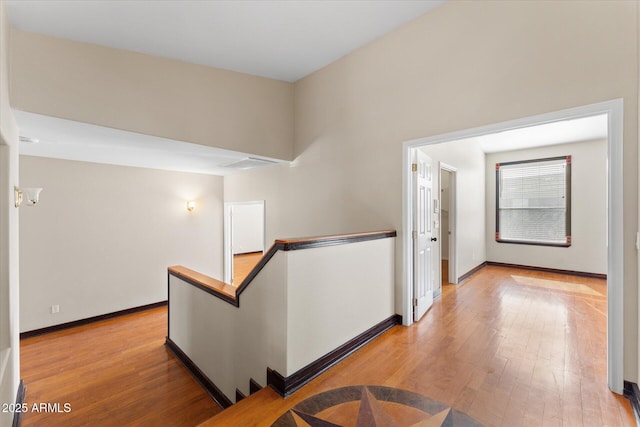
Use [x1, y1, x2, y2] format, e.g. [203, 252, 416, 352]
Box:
[496, 156, 571, 247]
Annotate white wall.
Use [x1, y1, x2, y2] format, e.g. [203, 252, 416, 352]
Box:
[420, 139, 486, 281]
[232, 202, 264, 255]
[0, 0, 21, 420]
[285, 237, 395, 374]
[19, 156, 224, 332]
[486, 139, 607, 274]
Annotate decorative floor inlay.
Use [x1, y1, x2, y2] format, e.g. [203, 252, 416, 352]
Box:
[271, 385, 484, 427]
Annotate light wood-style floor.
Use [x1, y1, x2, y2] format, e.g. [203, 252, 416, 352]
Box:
[19, 266, 634, 426]
[20, 307, 222, 426]
[204, 265, 634, 426]
[233, 252, 263, 286]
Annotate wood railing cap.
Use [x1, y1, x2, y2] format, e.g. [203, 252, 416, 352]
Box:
[168, 265, 237, 303]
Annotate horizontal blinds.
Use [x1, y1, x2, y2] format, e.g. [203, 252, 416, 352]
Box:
[498, 158, 568, 244]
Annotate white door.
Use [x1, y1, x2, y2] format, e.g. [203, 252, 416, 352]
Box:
[413, 149, 435, 321]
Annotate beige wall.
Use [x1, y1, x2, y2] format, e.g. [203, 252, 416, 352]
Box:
[9, 30, 295, 161]
[19, 156, 224, 332]
[486, 140, 607, 275]
[0, 0, 20, 420]
[225, 1, 639, 380]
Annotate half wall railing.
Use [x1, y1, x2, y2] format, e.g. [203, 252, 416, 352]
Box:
[166, 230, 398, 408]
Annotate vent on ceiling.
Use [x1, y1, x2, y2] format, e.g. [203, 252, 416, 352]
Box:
[19, 136, 39, 144]
[221, 157, 278, 170]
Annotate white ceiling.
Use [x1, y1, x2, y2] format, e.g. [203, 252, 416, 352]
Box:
[14, 110, 283, 176]
[6, 0, 444, 83]
[476, 114, 608, 153]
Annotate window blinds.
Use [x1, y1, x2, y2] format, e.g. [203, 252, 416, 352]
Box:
[496, 156, 570, 246]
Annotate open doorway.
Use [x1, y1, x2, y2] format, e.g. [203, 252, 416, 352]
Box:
[439, 164, 457, 294]
[402, 100, 623, 394]
[223, 201, 265, 285]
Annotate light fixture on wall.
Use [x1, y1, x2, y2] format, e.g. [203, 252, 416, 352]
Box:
[15, 186, 43, 207]
[187, 200, 196, 212]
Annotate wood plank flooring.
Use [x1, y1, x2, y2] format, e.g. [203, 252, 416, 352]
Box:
[19, 265, 634, 426]
[233, 252, 263, 286]
[203, 265, 634, 426]
[20, 307, 222, 426]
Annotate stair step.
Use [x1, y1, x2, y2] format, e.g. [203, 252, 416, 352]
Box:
[199, 387, 282, 426]
[235, 388, 246, 403]
[249, 378, 263, 395]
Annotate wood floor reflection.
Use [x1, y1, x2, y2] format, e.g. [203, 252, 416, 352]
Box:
[205, 265, 634, 427]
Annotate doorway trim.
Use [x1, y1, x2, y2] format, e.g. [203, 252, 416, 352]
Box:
[401, 99, 624, 394]
[223, 200, 266, 284]
[440, 163, 458, 286]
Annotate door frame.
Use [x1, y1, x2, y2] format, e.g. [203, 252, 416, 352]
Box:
[439, 163, 458, 286]
[401, 99, 624, 394]
[223, 200, 266, 284]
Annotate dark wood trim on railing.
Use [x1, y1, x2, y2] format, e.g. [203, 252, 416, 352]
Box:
[486, 261, 607, 280]
[20, 301, 168, 339]
[170, 230, 397, 308]
[12, 380, 25, 427]
[274, 230, 397, 251]
[624, 381, 640, 425]
[267, 314, 401, 397]
[165, 338, 232, 409]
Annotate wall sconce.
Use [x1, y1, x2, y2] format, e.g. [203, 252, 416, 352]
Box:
[15, 186, 43, 207]
[186, 201, 196, 212]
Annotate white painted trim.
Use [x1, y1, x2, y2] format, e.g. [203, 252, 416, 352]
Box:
[402, 99, 624, 393]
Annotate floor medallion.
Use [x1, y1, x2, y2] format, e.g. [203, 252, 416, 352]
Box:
[271, 385, 484, 427]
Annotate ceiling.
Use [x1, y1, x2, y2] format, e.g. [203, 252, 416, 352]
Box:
[6, 0, 444, 83]
[7, 0, 443, 174]
[15, 111, 282, 176]
[475, 114, 608, 153]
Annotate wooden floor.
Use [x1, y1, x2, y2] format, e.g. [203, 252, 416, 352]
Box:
[204, 265, 634, 426]
[19, 266, 634, 426]
[20, 307, 222, 426]
[233, 252, 263, 286]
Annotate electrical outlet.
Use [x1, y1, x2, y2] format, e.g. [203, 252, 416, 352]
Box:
[50, 305, 60, 314]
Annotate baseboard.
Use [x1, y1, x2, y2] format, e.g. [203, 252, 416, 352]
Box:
[165, 338, 232, 409]
[458, 262, 487, 283]
[486, 261, 607, 280]
[235, 389, 246, 403]
[267, 314, 402, 397]
[20, 301, 168, 339]
[12, 380, 25, 427]
[624, 381, 640, 424]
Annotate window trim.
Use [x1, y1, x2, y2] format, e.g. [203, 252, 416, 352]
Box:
[495, 155, 572, 247]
